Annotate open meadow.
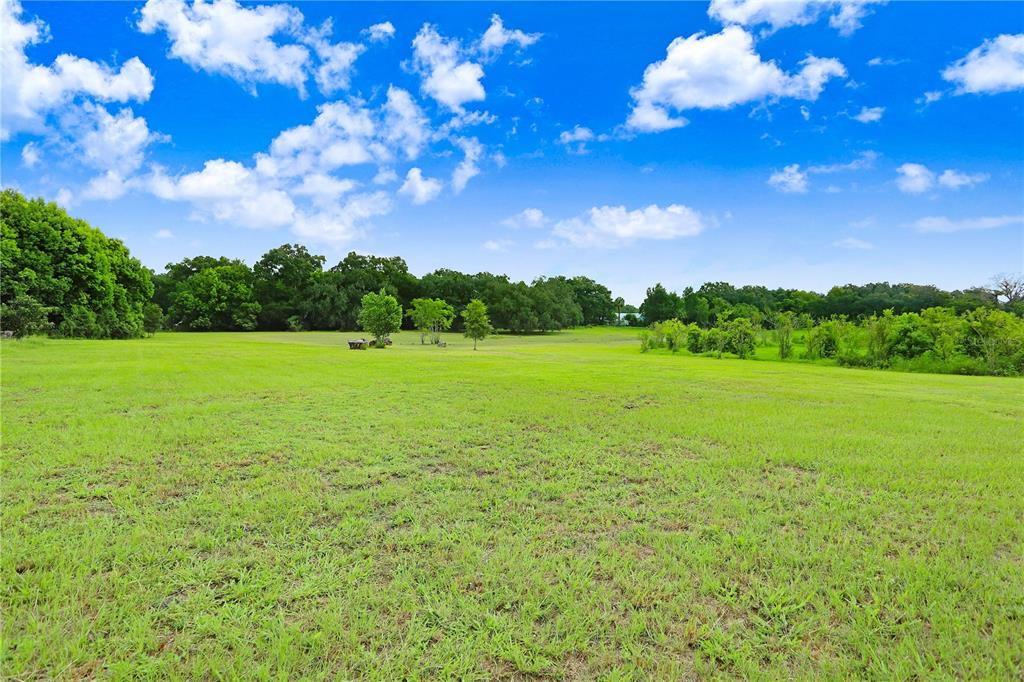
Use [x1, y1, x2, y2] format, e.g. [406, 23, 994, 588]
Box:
[2, 328, 1022, 679]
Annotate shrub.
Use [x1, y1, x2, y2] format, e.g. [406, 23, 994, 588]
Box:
[703, 327, 727, 358]
[1, 295, 51, 338]
[686, 325, 704, 353]
[726, 318, 755, 359]
[143, 303, 164, 335]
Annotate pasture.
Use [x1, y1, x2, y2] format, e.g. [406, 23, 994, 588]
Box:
[2, 328, 1022, 679]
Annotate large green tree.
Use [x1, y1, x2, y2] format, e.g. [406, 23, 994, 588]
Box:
[0, 189, 153, 338]
[252, 244, 325, 330]
[357, 290, 403, 346]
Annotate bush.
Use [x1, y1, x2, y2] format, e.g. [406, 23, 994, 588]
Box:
[286, 315, 304, 332]
[1, 295, 51, 338]
[143, 303, 164, 335]
[703, 327, 727, 358]
[726, 318, 755, 359]
[686, 325, 704, 353]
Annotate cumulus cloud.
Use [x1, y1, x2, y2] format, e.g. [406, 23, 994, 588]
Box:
[626, 27, 846, 132]
[138, 0, 312, 95]
[478, 14, 541, 59]
[382, 85, 430, 160]
[398, 167, 442, 204]
[768, 164, 808, 193]
[895, 163, 934, 194]
[62, 103, 163, 177]
[291, 191, 392, 244]
[155, 228, 175, 239]
[942, 33, 1024, 95]
[363, 21, 395, 43]
[807, 150, 878, 174]
[937, 169, 989, 189]
[708, 0, 885, 36]
[555, 125, 609, 154]
[1, 0, 154, 140]
[909, 215, 1023, 234]
[852, 105, 884, 123]
[20, 141, 39, 167]
[552, 203, 707, 247]
[502, 207, 548, 229]
[304, 19, 364, 96]
[451, 136, 483, 193]
[897, 163, 988, 194]
[411, 24, 485, 112]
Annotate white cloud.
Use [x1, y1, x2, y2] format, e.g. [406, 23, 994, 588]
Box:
[411, 24, 485, 112]
[155, 228, 175, 239]
[363, 21, 395, 43]
[291, 192, 391, 244]
[555, 124, 608, 154]
[373, 167, 399, 184]
[1, 0, 154, 140]
[292, 173, 357, 203]
[21, 141, 39, 167]
[852, 105, 884, 123]
[398, 167, 442, 204]
[768, 164, 808, 193]
[478, 14, 541, 59]
[451, 136, 483, 193]
[304, 19, 364, 96]
[708, 0, 884, 36]
[626, 27, 846, 132]
[895, 163, 935, 194]
[382, 85, 430, 160]
[807, 150, 878, 174]
[150, 159, 297, 228]
[867, 56, 906, 67]
[896, 163, 988, 194]
[255, 100, 378, 179]
[482, 239, 512, 251]
[910, 215, 1023, 234]
[63, 103, 162, 176]
[942, 33, 1024, 95]
[137, 0, 311, 95]
[938, 169, 989, 190]
[800, 105, 811, 120]
[552, 203, 707, 247]
[833, 236, 874, 250]
[917, 90, 944, 105]
[81, 171, 131, 201]
[502, 208, 548, 229]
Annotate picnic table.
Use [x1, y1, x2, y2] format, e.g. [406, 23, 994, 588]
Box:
[348, 339, 368, 350]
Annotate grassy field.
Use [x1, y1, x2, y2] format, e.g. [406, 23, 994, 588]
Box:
[2, 327, 1022, 679]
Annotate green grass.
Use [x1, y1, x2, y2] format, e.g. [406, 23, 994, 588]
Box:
[3, 327, 1022, 680]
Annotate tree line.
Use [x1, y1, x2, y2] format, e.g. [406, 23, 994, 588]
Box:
[2, 190, 1021, 352]
[641, 306, 1024, 376]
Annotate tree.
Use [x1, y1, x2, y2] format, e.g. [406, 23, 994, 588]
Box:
[776, 311, 794, 359]
[639, 283, 680, 324]
[462, 299, 492, 350]
[613, 297, 625, 324]
[168, 263, 261, 331]
[357, 289, 402, 346]
[252, 243, 324, 330]
[963, 308, 1024, 374]
[0, 295, 51, 338]
[990, 274, 1024, 307]
[564, 276, 615, 326]
[703, 327, 727, 358]
[1, 189, 153, 338]
[143, 303, 164, 335]
[407, 298, 455, 344]
[726, 318, 756, 359]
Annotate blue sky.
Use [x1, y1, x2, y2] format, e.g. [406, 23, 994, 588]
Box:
[2, 0, 1022, 303]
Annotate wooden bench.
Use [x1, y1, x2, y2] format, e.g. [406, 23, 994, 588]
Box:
[348, 339, 368, 350]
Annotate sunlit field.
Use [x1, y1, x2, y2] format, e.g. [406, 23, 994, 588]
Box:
[3, 328, 1022, 679]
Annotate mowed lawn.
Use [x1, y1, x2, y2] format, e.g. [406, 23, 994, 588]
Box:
[2, 328, 1022, 680]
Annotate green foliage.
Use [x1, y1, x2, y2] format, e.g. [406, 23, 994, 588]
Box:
[703, 327, 727, 358]
[407, 298, 455, 344]
[963, 308, 1024, 375]
[686, 324, 705, 353]
[805, 318, 853, 360]
[775, 312, 794, 359]
[1, 189, 153, 338]
[461, 299, 492, 350]
[142, 303, 163, 336]
[726, 318, 756, 358]
[639, 283, 680, 324]
[0, 295, 52, 338]
[357, 290, 403, 346]
[168, 263, 261, 331]
[252, 244, 325, 330]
